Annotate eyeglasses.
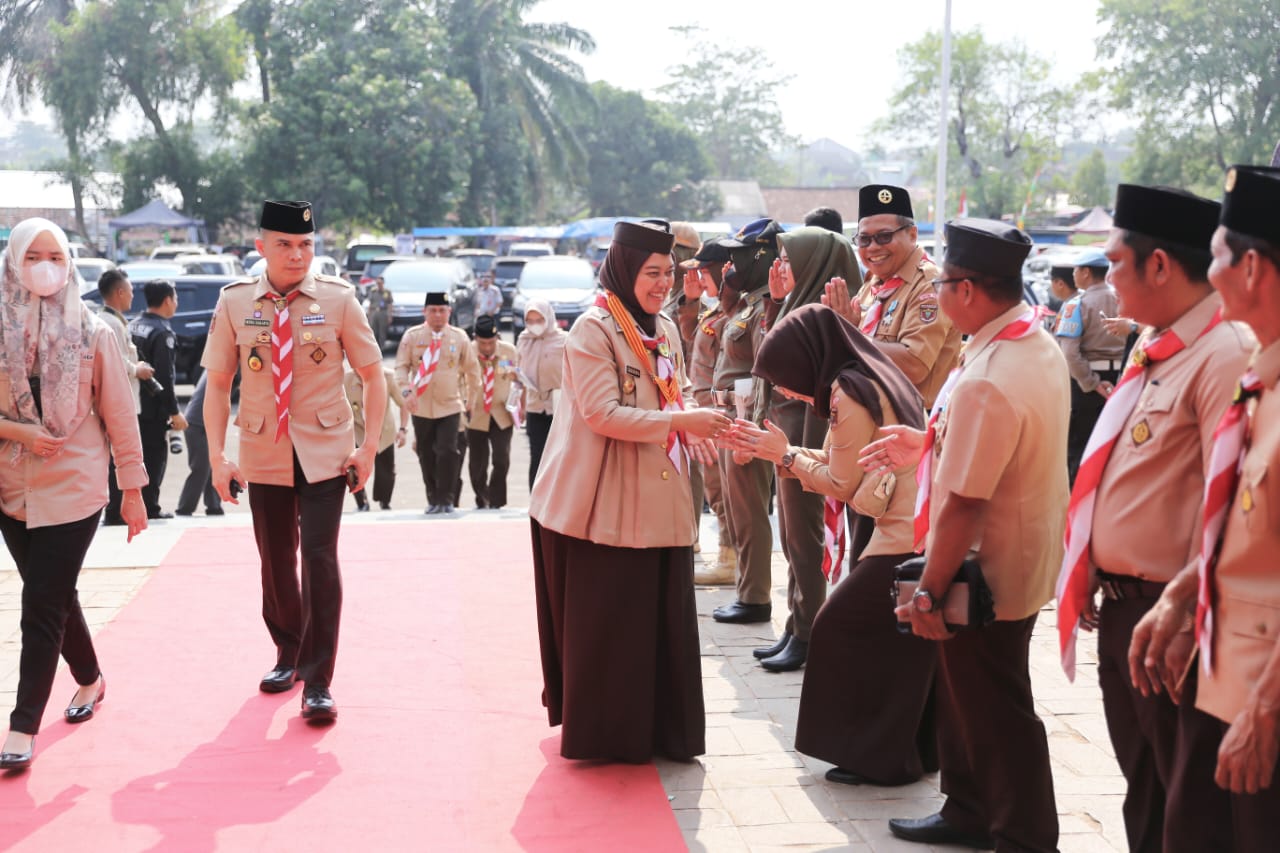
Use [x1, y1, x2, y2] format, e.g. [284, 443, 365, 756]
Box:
[854, 225, 910, 248]
[931, 276, 969, 292]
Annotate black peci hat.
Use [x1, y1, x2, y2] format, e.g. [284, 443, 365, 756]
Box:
[1113, 184, 1220, 251]
[259, 200, 315, 234]
[424, 291, 450, 307]
[474, 315, 498, 338]
[943, 218, 1033, 278]
[613, 220, 675, 254]
[858, 185, 914, 221]
[1220, 165, 1280, 247]
[680, 239, 733, 270]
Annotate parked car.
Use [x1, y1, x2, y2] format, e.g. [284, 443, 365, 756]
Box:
[73, 257, 117, 292]
[585, 240, 610, 276]
[120, 261, 186, 280]
[452, 248, 496, 278]
[248, 255, 339, 279]
[149, 244, 208, 261]
[179, 254, 246, 276]
[381, 258, 477, 343]
[506, 242, 554, 258]
[491, 256, 530, 326]
[511, 256, 598, 334]
[358, 254, 417, 300]
[344, 241, 396, 285]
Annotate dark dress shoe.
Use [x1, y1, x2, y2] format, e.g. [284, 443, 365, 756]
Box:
[102, 515, 125, 527]
[357, 503, 370, 512]
[753, 631, 792, 659]
[174, 509, 194, 517]
[378, 501, 391, 510]
[760, 636, 808, 672]
[439, 504, 455, 514]
[301, 686, 337, 721]
[712, 601, 772, 624]
[825, 766, 871, 786]
[0, 737, 34, 770]
[205, 507, 225, 516]
[65, 675, 106, 723]
[425, 505, 440, 515]
[147, 510, 174, 520]
[259, 665, 298, 694]
[888, 813, 995, 849]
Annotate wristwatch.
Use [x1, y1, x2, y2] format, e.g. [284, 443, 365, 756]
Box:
[780, 451, 796, 470]
[912, 589, 937, 613]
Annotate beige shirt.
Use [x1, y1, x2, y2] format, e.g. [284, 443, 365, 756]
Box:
[97, 304, 141, 414]
[344, 367, 404, 453]
[677, 298, 726, 403]
[515, 328, 566, 416]
[465, 339, 519, 431]
[1055, 283, 1127, 392]
[856, 247, 961, 409]
[1090, 294, 1255, 582]
[529, 306, 696, 548]
[931, 303, 1071, 621]
[788, 382, 916, 559]
[713, 289, 770, 421]
[394, 324, 474, 419]
[0, 319, 147, 527]
[201, 273, 382, 487]
[1199, 339, 1280, 723]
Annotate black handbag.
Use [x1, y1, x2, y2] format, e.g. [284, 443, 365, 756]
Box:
[892, 556, 996, 633]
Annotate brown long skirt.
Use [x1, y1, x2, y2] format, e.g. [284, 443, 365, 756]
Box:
[531, 519, 706, 763]
[794, 552, 938, 785]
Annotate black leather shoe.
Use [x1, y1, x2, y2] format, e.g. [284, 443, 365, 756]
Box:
[174, 509, 194, 517]
[259, 665, 298, 694]
[887, 813, 995, 849]
[301, 686, 337, 721]
[0, 737, 34, 770]
[825, 766, 871, 786]
[760, 636, 808, 672]
[205, 507, 225, 516]
[147, 510, 174, 520]
[753, 631, 792, 659]
[712, 601, 772, 624]
[378, 501, 391, 510]
[102, 515, 125, 527]
[425, 505, 440, 515]
[65, 675, 106, 723]
[439, 504, 455, 514]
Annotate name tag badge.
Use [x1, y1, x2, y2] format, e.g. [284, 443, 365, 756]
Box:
[301, 314, 326, 325]
[625, 365, 641, 377]
[245, 318, 271, 327]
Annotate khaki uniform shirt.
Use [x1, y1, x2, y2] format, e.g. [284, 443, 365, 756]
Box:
[713, 289, 771, 422]
[1055, 283, 1127, 392]
[0, 318, 146, 527]
[677, 298, 726, 406]
[515, 328, 565, 415]
[1198, 339, 1280, 723]
[344, 367, 404, 453]
[856, 247, 961, 409]
[97, 304, 141, 414]
[789, 382, 916, 559]
[394, 324, 474, 419]
[201, 273, 381, 487]
[931, 303, 1071, 621]
[529, 307, 696, 548]
[465, 339, 519, 431]
[1090, 295, 1255, 581]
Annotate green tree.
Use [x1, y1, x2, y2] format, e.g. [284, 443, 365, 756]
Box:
[439, 0, 596, 224]
[877, 30, 1072, 219]
[1097, 0, 1280, 194]
[1071, 149, 1111, 207]
[661, 27, 796, 183]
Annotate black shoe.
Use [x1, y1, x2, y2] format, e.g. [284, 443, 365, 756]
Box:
[174, 509, 194, 517]
[712, 601, 772, 624]
[147, 510, 174, 520]
[102, 515, 125, 527]
[825, 766, 870, 786]
[425, 505, 440, 515]
[301, 686, 337, 721]
[438, 504, 455, 514]
[887, 813, 995, 849]
[205, 507, 225, 516]
[760, 636, 808, 672]
[357, 503, 370, 512]
[378, 501, 391, 510]
[64, 675, 106, 723]
[0, 737, 34, 770]
[259, 665, 298, 694]
[753, 631, 792, 660]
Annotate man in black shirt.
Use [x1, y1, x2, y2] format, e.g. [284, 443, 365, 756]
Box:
[129, 280, 187, 518]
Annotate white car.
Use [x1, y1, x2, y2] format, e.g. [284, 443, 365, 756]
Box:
[149, 244, 207, 261]
[73, 257, 117, 291]
[247, 255, 342, 278]
[179, 254, 245, 276]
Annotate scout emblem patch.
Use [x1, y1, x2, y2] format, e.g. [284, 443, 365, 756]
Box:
[919, 303, 938, 324]
[256, 331, 270, 345]
[878, 188, 893, 204]
[1131, 419, 1151, 446]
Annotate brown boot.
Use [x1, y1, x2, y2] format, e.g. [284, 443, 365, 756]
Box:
[694, 558, 735, 585]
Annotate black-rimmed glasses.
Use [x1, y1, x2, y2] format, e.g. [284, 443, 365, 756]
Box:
[930, 276, 968, 292]
[853, 225, 910, 248]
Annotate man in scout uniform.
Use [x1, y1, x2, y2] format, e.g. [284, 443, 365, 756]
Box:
[344, 363, 408, 511]
[202, 199, 385, 721]
[1132, 165, 1280, 848]
[395, 290, 475, 514]
[1055, 248, 1127, 485]
[852, 184, 960, 411]
[676, 241, 736, 584]
[709, 219, 780, 624]
[464, 315, 518, 509]
[881, 218, 1068, 851]
[1054, 184, 1249, 852]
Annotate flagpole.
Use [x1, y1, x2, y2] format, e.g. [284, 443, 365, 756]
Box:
[935, 0, 952, 245]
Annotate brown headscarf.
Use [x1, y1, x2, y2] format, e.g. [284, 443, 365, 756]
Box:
[598, 220, 675, 337]
[753, 304, 924, 428]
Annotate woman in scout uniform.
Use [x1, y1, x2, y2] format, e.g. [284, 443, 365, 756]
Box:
[529, 220, 730, 763]
[722, 304, 937, 788]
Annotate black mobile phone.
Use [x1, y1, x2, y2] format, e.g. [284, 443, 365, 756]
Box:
[229, 480, 242, 499]
[346, 466, 359, 490]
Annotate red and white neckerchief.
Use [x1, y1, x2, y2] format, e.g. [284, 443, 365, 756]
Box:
[482, 361, 495, 414]
[1056, 309, 1223, 680]
[270, 289, 303, 442]
[1195, 369, 1264, 675]
[914, 306, 1047, 551]
[413, 335, 443, 397]
[859, 276, 905, 335]
[822, 497, 847, 582]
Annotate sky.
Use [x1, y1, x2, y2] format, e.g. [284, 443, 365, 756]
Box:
[529, 0, 1109, 150]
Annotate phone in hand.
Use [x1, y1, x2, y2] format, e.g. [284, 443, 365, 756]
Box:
[346, 466, 359, 491]
[229, 480, 242, 499]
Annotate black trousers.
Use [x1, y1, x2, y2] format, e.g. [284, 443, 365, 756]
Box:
[1066, 370, 1118, 486]
[176, 423, 222, 515]
[526, 411, 553, 489]
[139, 418, 170, 515]
[353, 444, 397, 508]
[412, 413, 461, 507]
[1, 509, 102, 734]
[467, 424, 513, 508]
[248, 456, 345, 688]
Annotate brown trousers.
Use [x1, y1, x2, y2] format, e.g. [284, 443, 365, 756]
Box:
[770, 397, 827, 641]
[719, 440, 774, 607]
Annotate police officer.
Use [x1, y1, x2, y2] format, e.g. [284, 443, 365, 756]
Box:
[1054, 248, 1126, 484]
[464, 315, 518, 509]
[130, 280, 187, 519]
[202, 200, 385, 721]
[395, 290, 475, 514]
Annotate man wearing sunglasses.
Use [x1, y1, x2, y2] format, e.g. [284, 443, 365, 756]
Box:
[850, 185, 961, 411]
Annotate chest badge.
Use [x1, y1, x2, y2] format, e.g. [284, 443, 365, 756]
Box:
[622, 377, 636, 394]
[303, 331, 313, 342]
[247, 348, 264, 372]
[256, 331, 270, 345]
[919, 303, 938, 324]
[1131, 419, 1152, 446]
[310, 303, 321, 313]
[1241, 487, 1254, 514]
[311, 348, 327, 364]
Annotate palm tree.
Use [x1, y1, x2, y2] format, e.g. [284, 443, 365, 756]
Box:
[439, 0, 596, 224]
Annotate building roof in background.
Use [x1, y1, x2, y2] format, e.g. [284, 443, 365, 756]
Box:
[760, 187, 863, 226]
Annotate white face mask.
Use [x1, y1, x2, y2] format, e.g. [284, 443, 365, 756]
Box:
[21, 260, 68, 297]
[526, 321, 547, 336]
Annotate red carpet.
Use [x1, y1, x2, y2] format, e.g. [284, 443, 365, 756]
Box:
[0, 522, 684, 851]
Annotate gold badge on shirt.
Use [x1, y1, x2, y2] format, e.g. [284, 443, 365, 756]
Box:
[622, 377, 636, 394]
[1241, 487, 1254, 513]
[1131, 419, 1152, 446]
